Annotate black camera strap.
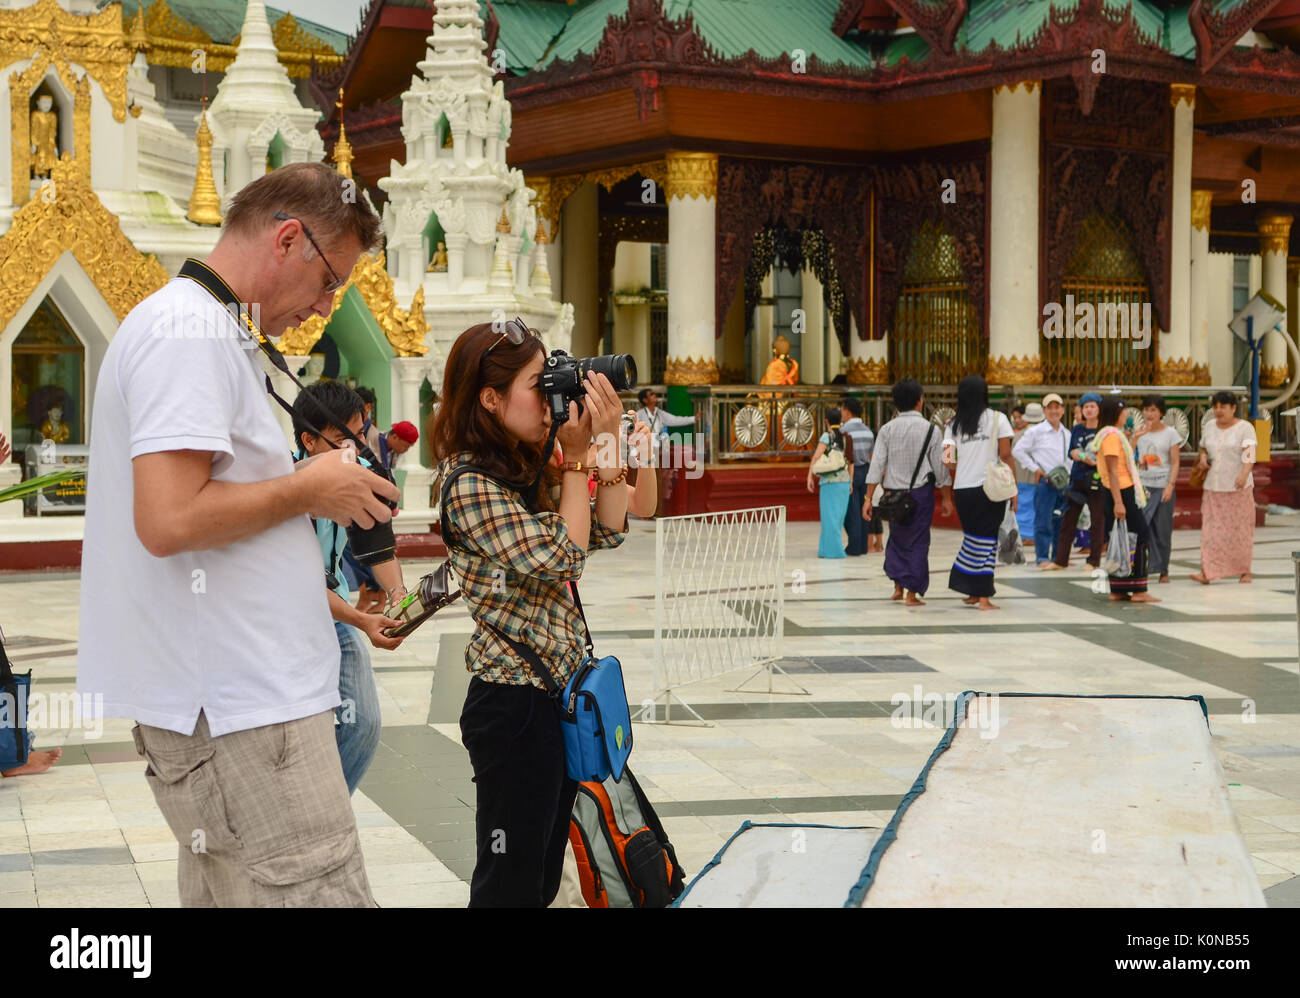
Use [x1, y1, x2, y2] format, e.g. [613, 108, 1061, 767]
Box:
[177, 259, 386, 469]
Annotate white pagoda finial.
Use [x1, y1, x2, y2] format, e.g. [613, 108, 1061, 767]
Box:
[209, 0, 299, 108]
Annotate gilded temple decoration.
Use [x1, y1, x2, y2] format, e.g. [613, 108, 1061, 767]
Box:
[1256, 213, 1293, 256]
[1169, 83, 1196, 108]
[187, 103, 222, 226]
[0, 156, 168, 333]
[1261, 364, 1288, 388]
[1191, 190, 1213, 232]
[0, 0, 132, 123]
[665, 152, 717, 201]
[664, 355, 719, 386]
[10, 48, 94, 205]
[134, 0, 342, 78]
[278, 252, 430, 358]
[534, 161, 666, 237]
[1155, 355, 1200, 386]
[846, 357, 889, 385]
[985, 353, 1044, 385]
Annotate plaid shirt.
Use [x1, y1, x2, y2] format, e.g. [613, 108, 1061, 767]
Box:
[438, 455, 626, 689]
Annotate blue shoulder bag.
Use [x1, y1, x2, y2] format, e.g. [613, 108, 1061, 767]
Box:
[440, 464, 634, 783]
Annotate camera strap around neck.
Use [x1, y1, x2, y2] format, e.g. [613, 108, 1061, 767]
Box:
[178, 258, 383, 466]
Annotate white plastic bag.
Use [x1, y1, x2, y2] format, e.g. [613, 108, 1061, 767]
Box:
[997, 507, 1025, 565]
[1103, 521, 1133, 577]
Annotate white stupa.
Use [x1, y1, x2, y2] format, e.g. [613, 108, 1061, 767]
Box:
[207, 0, 324, 206]
[379, 0, 572, 365]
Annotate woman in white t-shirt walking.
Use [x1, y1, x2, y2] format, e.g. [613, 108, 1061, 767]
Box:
[942, 375, 1017, 610]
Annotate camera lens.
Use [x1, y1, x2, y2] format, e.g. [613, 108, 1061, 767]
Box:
[580, 354, 637, 392]
[346, 520, 397, 567]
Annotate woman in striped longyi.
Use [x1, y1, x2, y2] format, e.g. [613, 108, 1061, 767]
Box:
[942, 375, 1017, 611]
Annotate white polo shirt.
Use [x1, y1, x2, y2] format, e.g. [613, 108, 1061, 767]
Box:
[77, 278, 340, 737]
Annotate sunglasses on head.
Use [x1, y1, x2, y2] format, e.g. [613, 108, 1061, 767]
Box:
[485, 316, 536, 355]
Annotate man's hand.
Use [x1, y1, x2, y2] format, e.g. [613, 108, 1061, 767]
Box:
[301, 449, 399, 528]
[862, 500, 873, 521]
[941, 497, 954, 518]
[1034, 470, 1044, 484]
[357, 611, 405, 650]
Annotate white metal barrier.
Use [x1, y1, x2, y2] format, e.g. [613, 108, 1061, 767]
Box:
[652, 505, 800, 723]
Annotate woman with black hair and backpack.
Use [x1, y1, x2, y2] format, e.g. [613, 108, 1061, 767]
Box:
[430, 320, 630, 907]
[942, 375, 1018, 610]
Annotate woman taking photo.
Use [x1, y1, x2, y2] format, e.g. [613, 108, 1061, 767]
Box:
[1191, 391, 1256, 585]
[1094, 396, 1160, 603]
[942, 375, 1017, 610]
[432, 321, 630, 907]
[806, 405, 853, 559]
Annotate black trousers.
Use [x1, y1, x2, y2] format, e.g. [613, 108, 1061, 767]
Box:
[459, 676, 577, 907]
[1102, 486, 1152, 595]
[1054, 488, 1105, 568]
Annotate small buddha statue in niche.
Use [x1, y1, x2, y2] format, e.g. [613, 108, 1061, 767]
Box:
[41, 403, 70, 444]
[427, 241, 448, 273]
[30, 94, 59, 179]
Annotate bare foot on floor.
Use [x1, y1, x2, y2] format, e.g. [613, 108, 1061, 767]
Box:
[2, 747, 61, 777]
[1129, 593, 1162, 602]
[1109, 593, 1128, 601]
[1189, 572, 1209, 585]
[961, 596, 980, 605]
[976, 598, 999, 611]
[1239, 573, 1252, 584]
[890, 586, 904, 601]
[1158, 574, 1170, 584]
[905, 593, 925, 606]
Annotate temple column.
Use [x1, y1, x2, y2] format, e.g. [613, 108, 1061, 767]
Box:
[1257, 212, 1292, 387]
[664, 151, 719, 388]
[1189, 189, 1213, 384]
[612, 241, 652, 381]
[1288, 260, 1299, 389]
[987, 80, 1042, 384]
[800, 268, 825, 384]
[561, 182, 599, 357]
[1159, 84, 1197, 385]
[394, 356, 434, 517]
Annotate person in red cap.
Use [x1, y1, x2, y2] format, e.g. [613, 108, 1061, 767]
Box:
[385, 421, 419, 469]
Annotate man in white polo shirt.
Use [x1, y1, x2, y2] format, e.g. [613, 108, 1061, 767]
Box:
[77, 163, 398, 907]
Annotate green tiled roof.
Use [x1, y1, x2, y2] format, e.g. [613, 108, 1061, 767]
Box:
[107, 0, 349, 54]
[479, 0, 576, 74]
[527, 0, 878, 72]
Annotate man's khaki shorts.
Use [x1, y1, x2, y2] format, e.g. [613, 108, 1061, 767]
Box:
[133, 709, 374, 908]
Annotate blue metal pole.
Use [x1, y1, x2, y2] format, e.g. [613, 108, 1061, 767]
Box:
[1249, 315, 1261, 420]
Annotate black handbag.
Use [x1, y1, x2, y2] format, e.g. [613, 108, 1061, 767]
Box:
[874, 424, 935, 525]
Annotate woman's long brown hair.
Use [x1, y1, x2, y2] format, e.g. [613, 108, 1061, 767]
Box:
[429, 322, 559, 511]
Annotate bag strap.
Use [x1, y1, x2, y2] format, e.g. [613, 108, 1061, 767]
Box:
[984, 410, 1001, 467]
[907, 424, 935, 490]
[439, 461, 589, 697]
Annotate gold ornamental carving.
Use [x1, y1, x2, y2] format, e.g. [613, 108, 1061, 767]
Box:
[0, 156, 168, 333]
[665, 152, 717, 201]
[1191, 190, 1213, 232]
[279, 251, 429, 358]
[717, 365, 746, 384]
[1169, 83, 1196, 108]
[664, 355, 719, 386]
[332, 89, 353, 180]
[1261, 363, 1288, 388]
[0, 0, 132, 124]
[134, 0, 342, 78]
[534, 161, 667, 237]
[986, 353, 1043, 385]
[1257, 213, 1293, 256]
[1193, 363, 1211, 386]
[10, 47, 95, 206]
[846, 356, 889, 385]
[1155, 356, 1199, 386]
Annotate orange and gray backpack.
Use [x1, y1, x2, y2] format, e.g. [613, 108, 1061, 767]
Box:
[569, 768, 685, 908]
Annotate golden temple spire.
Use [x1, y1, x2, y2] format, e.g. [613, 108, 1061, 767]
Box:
[129, 4, 150, 54]
[187, 100, 223, 226]
[332, 88, 353, 180]
[496, 206, 511, 233]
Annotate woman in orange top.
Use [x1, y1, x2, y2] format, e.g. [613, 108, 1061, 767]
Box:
[1095, 396, 1160, 603]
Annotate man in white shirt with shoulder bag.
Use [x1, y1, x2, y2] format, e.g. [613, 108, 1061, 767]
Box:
[1011, 393, 1073, 567]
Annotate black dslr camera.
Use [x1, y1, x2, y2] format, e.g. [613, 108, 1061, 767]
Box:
[539, 350, 637, 423]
